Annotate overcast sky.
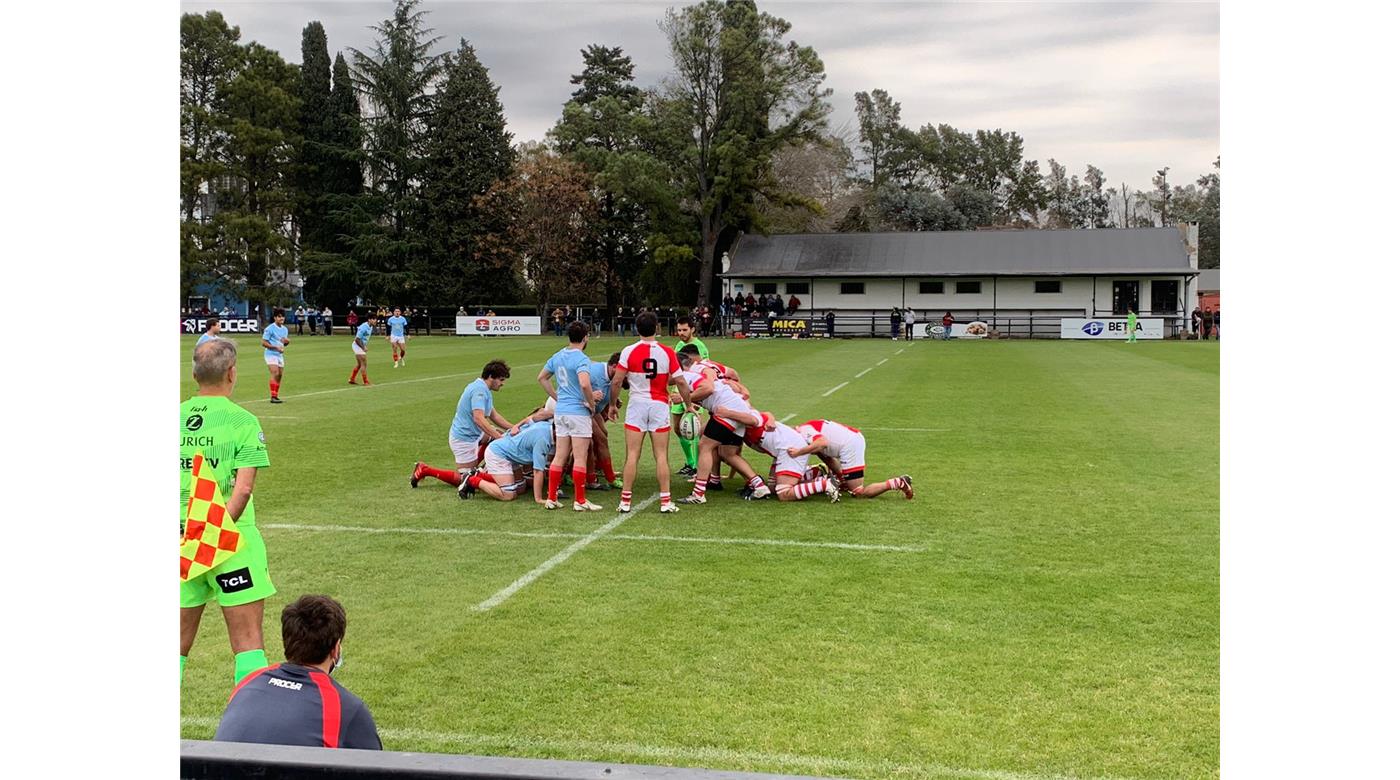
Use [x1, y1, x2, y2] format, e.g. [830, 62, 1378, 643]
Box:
[180, 1, 1219, 192]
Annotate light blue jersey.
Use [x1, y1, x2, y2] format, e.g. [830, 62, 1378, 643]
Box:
[544, 347, 592, 416]
[196, 333, 219, 348]
[387, 315, 408, 338]
[450, 378, 494, 442]
[355, 322, 373, 346]
[262, 323, 288, 360]
[589, 362, 611, 415]
[487, 421, 555, 470]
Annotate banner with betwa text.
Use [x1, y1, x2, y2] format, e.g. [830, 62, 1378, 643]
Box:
[1060, 318, 1164, 339]
[455, 316, 542, 335]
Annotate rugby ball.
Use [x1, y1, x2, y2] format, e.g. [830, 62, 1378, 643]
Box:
[678, 411, 700, 441]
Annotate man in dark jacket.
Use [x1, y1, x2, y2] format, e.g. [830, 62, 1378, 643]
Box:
[215, 595, 382, 750]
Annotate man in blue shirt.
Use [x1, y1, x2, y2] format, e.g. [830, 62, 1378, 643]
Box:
[349, 312, 378, 386]
[215, 594, 381, 751]
[386, 307, 409, 368]
[459, 419, 556, 504]
[411, 361, 516, 490]
[538, 321, 599, 511]
[196, 317, 221, 348]
[259, 309, 289, 403]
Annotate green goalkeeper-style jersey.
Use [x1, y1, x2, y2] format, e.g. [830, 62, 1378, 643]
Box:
[180, 395, 270, 528]
[675, 337, 709, 361]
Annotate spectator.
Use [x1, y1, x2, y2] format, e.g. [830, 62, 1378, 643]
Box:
[215, 594, 382, 750]
[722, 293, 734, 318]
[551, 306, 565, 337]
[457, 306, 468, 317]
[1200, 308, 1212, 340]
[903, 307, 916, 340]
[221, 305, 234, 317]
[476, 306, 486, 316]
[347, 310, 359, 330]
[1212, 308, 1220, 340]
[700, 305, 713, 337]
[322, 306, 333, 335]
[787, 294, 801, 315]
[941, 311, 954, 341]
[889, 307, 901, 341]
[825, 310, 836, 338]
[293, 305, 306, 336]
[1190, 307, 1201, 339]
[745, 292, 756, 309]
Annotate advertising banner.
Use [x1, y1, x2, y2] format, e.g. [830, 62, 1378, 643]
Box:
[456, 315, 542, 335]
[182, 317, 261, 334]
[1060, 318, 1163, 340]
[917, 322, 988, 339]
[745, 317, 811, 336]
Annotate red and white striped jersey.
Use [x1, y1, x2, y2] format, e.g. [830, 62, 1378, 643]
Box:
[751, 421, 805, 459]
[795, 419, 863, 457]
[698, 359, 734, 381]
[682, 369, 755, 428]
[619, 339, 681, 403]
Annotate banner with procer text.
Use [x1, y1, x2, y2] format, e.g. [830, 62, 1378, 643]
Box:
[182, 317, 261, 334]
[455, 315, 542, 335]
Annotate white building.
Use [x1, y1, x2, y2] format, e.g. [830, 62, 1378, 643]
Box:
[721, 225, 1201, 337]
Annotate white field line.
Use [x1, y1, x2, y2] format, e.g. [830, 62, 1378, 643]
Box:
[860, 427, 951, 433]
[178, 716, 1128, 780]
[262, 523, 921, 553]
[854, 367, 872, 378]
[473, 494, 660, 611]
[897, 348, 906, 354]
[248, 372, 465, 402]
[778, 412, 795, 423]
[821, 381, 849, 397]
[877, 357, 889, 365]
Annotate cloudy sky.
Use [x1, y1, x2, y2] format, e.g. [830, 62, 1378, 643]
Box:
[180, 0, 1219, 192]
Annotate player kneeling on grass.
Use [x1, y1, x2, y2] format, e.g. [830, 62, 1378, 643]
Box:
[675, 351, 772, 504]
[412, 360, 514, 489]
[789, 419, 914, 500]
[458, 416, 556, 504]
[745, 412, 841, 502]
[348, 312, 378, 385]
[539, 321, 602, 511]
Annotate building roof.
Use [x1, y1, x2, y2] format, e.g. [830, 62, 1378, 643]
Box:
[1197, 269, 1220, 291]
[723, 226, 1196, 278]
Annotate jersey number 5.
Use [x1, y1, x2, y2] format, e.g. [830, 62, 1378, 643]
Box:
[642, 357, 658, 379]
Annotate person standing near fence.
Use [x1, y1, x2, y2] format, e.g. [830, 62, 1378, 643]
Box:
[1125, 308, 1138, 343]
[889, 307, 901, 341]
[825, 310, 836, 338]
[903, 308, 915, 340]
[322, 306, 333, 335]
[942, 311, 954, 340]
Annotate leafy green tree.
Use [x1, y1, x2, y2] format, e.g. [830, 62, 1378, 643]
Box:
[299, 52, 365, 307]
[293, 22, 334, 269]
[1079, 164, 1111, 228]
[421, 38, 516, 305]
[854, 89, 905, 189]
[875, 185, 965, 231]
[1150, 166, 1172, 225]
[657, 0, 831, 305]
[1044, 158, 1076, 228]
[1195, 157, 1220, 268]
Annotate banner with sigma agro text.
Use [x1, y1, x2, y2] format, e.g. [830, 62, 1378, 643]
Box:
[1061, 318, 1163, 340]
[456, 316, 542, 335]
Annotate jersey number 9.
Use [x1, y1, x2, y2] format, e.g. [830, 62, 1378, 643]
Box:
[642, 357, 658, 379]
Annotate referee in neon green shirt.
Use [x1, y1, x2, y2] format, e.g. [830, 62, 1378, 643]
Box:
[671, 315, 708, 476]
[1126, 308, 1138, 343]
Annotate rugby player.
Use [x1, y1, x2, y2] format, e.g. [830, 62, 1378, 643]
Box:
[745, 412, 841, 502]
[585, 353, 624, 490]
[196, 316, 222, 348]
[386, 307, 409, 366]
[609, 311, 693, 513]
[539, 322, 601, 511]
[670, 315, 709, 477]
[260, 308, 289, 403]
[457, 418, 556, 504]
[412, 360, 513, 488]
[789, 419, 914, 499]
[675, 350, 772, 504]
[181, 339, 276, 683]
[348, 311, 378, 386]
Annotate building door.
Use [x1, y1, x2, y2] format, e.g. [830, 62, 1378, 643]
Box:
[1150, 280, 1179, 314]
[1112, 281, 1139, 314]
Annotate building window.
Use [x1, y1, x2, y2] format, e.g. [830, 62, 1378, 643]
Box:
[955, 281, 981, 294]
[785, 282, 809, 295]
[753, 282, 777, 295]
[840, 282, 865, 295]
[1150, 280, 1179, 314]
[1034, 280, 1061, 294]
[918, 281, 944, 295]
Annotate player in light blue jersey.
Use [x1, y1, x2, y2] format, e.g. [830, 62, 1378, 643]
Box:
[386, 307, 409, 367]
[349, 312, 378, 386]
[259, 309, 289, 403]
[538, 321, 599, 511]
[196, 317, 222, 348]
[584, 353, 624, 490]
[412, 360, 519, 491]
[459, 418, 556, 503]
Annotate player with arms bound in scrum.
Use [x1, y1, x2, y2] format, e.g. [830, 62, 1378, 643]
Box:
[458, 415, 556, 504]
[609, 311, 693, 514]
[745, 412, 841, 502]
[789, 418, 914, 500]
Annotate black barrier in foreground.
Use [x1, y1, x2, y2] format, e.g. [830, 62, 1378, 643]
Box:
[181, 740, 844, 780]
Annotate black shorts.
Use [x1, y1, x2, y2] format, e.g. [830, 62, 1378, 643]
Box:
[703, 417, 744, 447]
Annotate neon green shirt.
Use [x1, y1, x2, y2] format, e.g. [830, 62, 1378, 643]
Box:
[180, 395, 270, 527]
[675, 337, 709, 361]
[1127, 312, 1138, 326]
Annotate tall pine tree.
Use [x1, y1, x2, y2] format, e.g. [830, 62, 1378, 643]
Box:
[300, 52, 365, 307]
[294, 22, 334, 263]
[421, 39, 517, 306]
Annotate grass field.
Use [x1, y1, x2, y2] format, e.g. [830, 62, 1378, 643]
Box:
[178, 331, 1219, 780]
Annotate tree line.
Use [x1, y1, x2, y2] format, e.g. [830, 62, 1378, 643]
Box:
[180, 0, 1219, 319]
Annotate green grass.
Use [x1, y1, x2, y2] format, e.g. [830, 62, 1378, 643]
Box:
[179, 332, 1218, 780]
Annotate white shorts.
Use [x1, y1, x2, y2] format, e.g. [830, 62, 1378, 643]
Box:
[449, 435, 486, 466]
[555, 413, 593, 439]
[625, 399, 671, 433]
[264, 355, 284, 367]
[838, 434, 867, 476]
[389, 336, 405, 344]
[773, 449, 810, 480]
[484, 447, 516, 478]
[352, 343, 366, 356]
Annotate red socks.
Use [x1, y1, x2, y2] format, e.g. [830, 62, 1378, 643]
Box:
[421, 466, 461, 486]
[548, 465, 563, 501]
[793, 477, 831, 499]
[350, 367, 359, 382]
[598, 458, 617, 483]
[269, 381, 280, 398]
[573, 469, 587, 504]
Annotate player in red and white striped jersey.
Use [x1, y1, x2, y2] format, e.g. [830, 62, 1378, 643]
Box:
[609, 312, 694, 513]
[744, 412, 841, 502]
[674, 353, 772, 504]
[790, 418, 914, 499]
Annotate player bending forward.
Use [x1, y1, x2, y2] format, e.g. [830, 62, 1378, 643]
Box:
[348, 312, 378, 385]
[457, 417, 555, 504]
[790, 419, 914, 499]
[675, 350, 772, 504]
[743, 413, 842, 502]
[412, 360, 515, 489]
[386, 307, 409, 367]
[609, 311, 693, 513]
